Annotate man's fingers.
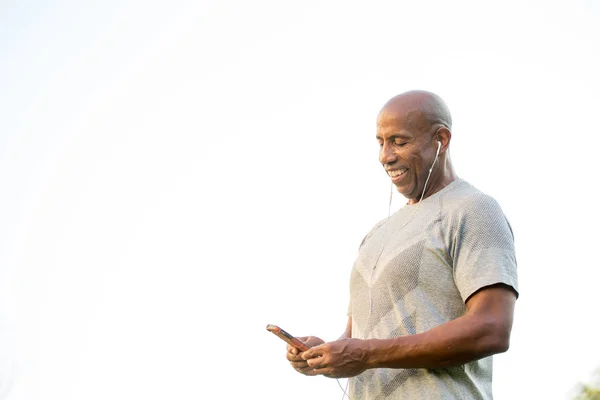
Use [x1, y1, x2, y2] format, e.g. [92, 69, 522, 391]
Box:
[286, 351, 305, 362]
[301, 369, 318, 376]
[289, 355, 331, 377]
[313, 366, 332, 376]
[285, 336, 328, 377]
[286, 346, 299, 355]
[296, 366, 315, 374]
[301, 344, 324, 360]
[306, 355, 327, 369]
[289, 360, 309, 369]
[290, 360, 318, 376]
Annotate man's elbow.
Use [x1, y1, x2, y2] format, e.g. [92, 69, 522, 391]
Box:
[480, 319, 512, 355]
[490, 332, 510, 354]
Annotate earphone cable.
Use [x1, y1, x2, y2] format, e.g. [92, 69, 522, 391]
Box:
[419, 141, 441, 203]
[337, 378, 350, 399]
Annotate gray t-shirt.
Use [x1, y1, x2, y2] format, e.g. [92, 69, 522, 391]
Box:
[348, 179, 518, 399]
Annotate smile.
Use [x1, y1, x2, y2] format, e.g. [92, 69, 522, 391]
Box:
[388, 168, 408, 182]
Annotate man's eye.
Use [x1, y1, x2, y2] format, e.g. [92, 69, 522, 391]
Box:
[394, 141, 407, 147]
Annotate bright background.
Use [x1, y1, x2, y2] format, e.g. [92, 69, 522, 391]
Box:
[1, 0, 599, 399]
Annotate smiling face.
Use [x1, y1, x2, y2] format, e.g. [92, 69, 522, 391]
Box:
[376, 95, 444, 203]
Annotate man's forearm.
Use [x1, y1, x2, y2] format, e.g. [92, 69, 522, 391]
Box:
[364, 313, 510, 370]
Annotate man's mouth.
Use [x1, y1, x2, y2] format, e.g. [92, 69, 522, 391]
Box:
[387, 168, 408, 182]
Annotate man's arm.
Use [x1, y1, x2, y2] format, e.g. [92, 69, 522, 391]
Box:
[302, 284, 516, 378]
[340, 317, 352, 340]
[366, 283, 516, 369]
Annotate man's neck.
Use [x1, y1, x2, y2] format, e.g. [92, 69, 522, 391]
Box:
[407, 160, 458, 205]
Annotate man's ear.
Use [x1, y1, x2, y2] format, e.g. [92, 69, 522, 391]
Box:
[436, 127, 451, 153]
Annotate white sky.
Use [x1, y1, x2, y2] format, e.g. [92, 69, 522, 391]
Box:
[1, 0, 599, 399]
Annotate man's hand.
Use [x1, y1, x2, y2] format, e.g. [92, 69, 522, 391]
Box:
[301, 338, 370, 378]
[286, 336, 325, 376]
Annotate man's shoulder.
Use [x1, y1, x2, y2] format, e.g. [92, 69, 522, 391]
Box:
[441, 179, 505, 218]
[443, 178, 486, 200]
[442, 179, 505, 227]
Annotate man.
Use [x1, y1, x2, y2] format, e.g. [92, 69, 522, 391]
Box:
[286, 90, 518, 399]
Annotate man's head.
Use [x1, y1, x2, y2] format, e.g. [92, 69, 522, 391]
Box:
[376, 90, 456, 204]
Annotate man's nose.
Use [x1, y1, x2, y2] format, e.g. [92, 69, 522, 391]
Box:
[379, 143, 397, 165]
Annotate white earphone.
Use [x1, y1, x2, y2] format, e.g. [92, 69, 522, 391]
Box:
[418, 140, 442, 203]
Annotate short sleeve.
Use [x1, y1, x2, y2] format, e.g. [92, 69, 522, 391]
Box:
[451, 194, 519, 302]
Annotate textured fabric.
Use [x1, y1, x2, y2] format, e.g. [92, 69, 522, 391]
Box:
[348, 179, 518, 400]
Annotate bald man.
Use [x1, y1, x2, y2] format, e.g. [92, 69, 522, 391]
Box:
[286, 91, 518, 399]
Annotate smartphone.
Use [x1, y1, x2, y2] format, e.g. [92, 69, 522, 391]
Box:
[266, 324, 309, 352]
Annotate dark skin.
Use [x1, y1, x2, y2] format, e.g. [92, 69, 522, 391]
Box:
[286, 91, 517, 378]
[376, 90, 457, 204]
[288, 284, 516, 378]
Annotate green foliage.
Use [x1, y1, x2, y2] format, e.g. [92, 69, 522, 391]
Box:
[573, 369, 600, 400]
[573, 386, 600, 400]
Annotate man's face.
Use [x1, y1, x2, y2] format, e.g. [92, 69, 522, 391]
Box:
[376, 107, 438, 202]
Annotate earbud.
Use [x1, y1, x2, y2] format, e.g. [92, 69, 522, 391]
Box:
[432, 141, 441, 166]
